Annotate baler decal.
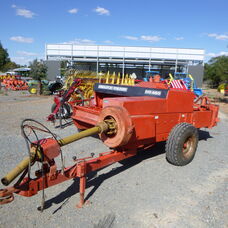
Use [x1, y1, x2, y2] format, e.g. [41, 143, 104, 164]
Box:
[94, 83, 168, 98]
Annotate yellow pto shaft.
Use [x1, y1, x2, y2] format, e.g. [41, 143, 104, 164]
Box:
[58, 122, 108, 146]
[1, 151, 36, 186]
[1, 122, 109, 186]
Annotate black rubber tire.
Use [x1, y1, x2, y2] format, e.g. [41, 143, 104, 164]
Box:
[51, 103, 71, 119]
[165, 123, 199, 166]
[48, 82, 63, 93]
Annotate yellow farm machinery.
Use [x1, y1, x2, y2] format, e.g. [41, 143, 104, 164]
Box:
[47, 70, 137, 123]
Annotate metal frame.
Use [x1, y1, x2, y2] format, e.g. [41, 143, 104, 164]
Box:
[45, 44, 204, 74]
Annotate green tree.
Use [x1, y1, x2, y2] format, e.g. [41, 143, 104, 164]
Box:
[0, 42, 10, 71]
[204, 55, 228, 87]
[2, 61, 19, 72]
[60, 60, 69, 76]
[0, 42, 20, 72]
[29, 59, 47, 95]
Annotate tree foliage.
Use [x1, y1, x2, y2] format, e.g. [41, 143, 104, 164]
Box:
[204, 55, 228, 87]
[0, 42, 19, 72]
[0, 42, 9, 69]
[29, 59, 47, 81]
[60, 60, 69, 76]
[29, 59, 47, 95]
[1, 61, 19, 72]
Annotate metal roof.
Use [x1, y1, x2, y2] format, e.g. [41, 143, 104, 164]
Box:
[46, 44, 204, 62]
[13, 67, 31, 72]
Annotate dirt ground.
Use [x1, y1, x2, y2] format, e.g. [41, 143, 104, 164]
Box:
[204, 88, 228, 115]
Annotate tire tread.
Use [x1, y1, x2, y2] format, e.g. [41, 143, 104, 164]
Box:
[165, 122, 198, 166]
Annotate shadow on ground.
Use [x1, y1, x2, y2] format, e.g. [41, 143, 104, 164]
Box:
[41, 129, 212, 213]
[198, 129, 213, 141]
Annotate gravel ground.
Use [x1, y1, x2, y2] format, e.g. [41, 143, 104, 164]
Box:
[0, 91, 227, 228]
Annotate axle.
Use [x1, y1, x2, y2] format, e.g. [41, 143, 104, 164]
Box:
[1, 121, 110, 186]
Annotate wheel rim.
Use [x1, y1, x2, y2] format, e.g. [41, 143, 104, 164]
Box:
[59, 107, 68, 118]
[30, 88, 37, 94]
[182, 135, 196, 159]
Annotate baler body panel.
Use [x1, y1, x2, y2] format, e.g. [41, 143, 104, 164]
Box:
[103, 96, 167, 115]
[72, 83, 219, 147]
[166, 89, 194, 113]
[193, 111, 212, 128]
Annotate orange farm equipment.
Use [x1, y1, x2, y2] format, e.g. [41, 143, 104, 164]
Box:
[0, 79, 219, 210]
[47, 71, 137, 123]
[1, 78, 28, 91]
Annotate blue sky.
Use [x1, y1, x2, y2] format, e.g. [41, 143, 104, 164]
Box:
[1, 0, 228, 65]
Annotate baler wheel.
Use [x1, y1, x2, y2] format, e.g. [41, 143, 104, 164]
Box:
[165, 123, 198, 166]
[51, 103, 71, 119]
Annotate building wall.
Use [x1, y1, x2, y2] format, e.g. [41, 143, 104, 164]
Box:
[45, 44, 205, 85]
[45, 60, 60, 81]
[44, 60, 204, 86]
[188, 65, 204, 87]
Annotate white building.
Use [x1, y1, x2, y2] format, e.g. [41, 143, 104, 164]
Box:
[45, 44, 205, 86]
